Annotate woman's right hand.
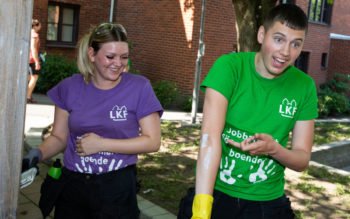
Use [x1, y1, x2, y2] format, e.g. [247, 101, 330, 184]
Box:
[22, 148, 42, 172]
[76, 133, 103, 156]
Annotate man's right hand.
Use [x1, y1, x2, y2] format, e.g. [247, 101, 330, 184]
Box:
[22, 148, 42, 172]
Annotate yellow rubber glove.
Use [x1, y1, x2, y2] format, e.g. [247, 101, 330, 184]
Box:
[191, 194, 214, 219]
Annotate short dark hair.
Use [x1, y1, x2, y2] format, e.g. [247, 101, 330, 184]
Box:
[263, 4, 308, 33]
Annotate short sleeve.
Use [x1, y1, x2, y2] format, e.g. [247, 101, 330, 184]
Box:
[136, 80, 163, 120]
[296, 79, 319, 120]
[200, 54, 238, 101]
[47, 74, 81, 112]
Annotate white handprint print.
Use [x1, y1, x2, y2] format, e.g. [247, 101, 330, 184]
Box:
[75, 157, 93, 173]
[108, 159, 123, 171]
[219, 156, 237, 185]
[75, 156, 124, 173]
[249, 159, 276, 183]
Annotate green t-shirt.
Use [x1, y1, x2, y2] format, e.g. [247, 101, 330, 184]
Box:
[201, 52, 318, 201]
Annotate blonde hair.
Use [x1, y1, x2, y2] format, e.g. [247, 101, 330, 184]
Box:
[77, 23, 128, 83]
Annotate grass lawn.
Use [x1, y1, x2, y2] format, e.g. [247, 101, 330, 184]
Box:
[137, 121, 350, 219]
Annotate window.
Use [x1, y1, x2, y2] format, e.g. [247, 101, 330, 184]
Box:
[321, 53, 328, 68]
[295, 51, 309, 73]
[308, 0, 333, 24]
[279, 0, 295, 4]
[47, 3, 80, 46]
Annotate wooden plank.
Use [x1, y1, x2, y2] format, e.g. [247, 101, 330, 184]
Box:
[0, 0, 33, 218]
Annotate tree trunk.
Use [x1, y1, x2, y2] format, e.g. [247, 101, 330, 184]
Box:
[232, 0, 277, 52]
[0, 0, 33, 218]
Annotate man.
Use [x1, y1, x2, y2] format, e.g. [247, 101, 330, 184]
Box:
[178, 3, 318, 219]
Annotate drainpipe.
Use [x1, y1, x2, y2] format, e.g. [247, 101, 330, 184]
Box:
[109, 0, 115, 22]
[191, 0, 206, 124]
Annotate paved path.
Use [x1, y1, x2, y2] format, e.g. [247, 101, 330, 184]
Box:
[19, 93, 350, 218]
[20, 94, 191, 219]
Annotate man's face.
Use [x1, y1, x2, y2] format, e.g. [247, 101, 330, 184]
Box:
[256, 21, 306, 78]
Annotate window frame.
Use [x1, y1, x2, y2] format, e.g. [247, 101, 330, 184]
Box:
[294, 51, 310, 73]
[279, 0, 296, 4]
[308, 0, 333, 25]
[46, 2, 80, 47]
[321, 52, 328, 69]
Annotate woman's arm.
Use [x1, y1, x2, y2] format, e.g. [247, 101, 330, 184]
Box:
[76, 112, 161, 155]
[39, 106, 69, 160]
[30, 33, 41, 70]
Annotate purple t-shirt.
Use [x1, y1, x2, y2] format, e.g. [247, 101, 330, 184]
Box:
[47, 73, 163, 174]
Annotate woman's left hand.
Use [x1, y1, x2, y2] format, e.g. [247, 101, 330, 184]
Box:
[75, 133, 103, 156]
[226, 133, 279, 156]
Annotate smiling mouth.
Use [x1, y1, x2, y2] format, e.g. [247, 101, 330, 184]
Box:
[110, 68, 122, 73]
[273, 57, 287, 68]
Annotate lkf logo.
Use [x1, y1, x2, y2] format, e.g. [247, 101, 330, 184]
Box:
[279, 98, 297, 118]
[110, 105, 128, 121]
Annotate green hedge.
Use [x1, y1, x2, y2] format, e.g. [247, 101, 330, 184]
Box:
[318, 91, 349, 117]
[152, 80, 178, 109]
[318, 73, 350, 117]
[35, 54, 78, 94]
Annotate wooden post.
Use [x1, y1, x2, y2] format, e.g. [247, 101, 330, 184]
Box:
[191, 0, 206, 124]
[0, 0, 33, 218]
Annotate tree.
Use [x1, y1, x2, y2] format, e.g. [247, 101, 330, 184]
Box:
[0, 0, 33, 218]
[232, 0, 277, 52]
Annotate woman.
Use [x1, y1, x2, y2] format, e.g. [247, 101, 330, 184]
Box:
[27, 19, 42, 103]
[23, 23, 163, 218]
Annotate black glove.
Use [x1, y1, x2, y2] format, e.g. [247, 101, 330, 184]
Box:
[22, 148, 42, 173]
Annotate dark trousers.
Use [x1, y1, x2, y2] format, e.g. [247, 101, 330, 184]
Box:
[54, 165, 140, 219]
[178, 188, 295, 219]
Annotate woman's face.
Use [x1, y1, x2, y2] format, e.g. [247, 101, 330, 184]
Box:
[88, 41, 129, 86]
[33, 23, 42, 32]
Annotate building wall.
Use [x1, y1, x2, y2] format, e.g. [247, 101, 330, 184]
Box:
[33, 0, 114, 60]
[116, 1, 236, 97]
[328, 0, 350, 88]
[296, 0, 332, 87]
[330, 0, 350, 36]
[303, 22, 331, 87]
[32, 0, 349, 98]
[328, 39, 350, 78]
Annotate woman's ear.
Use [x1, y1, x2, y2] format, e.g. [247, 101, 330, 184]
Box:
[257, 26, 265, 44]
[88, 47, 95, 62]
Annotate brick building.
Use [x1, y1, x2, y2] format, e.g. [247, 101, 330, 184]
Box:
[328, 34, 350, 81]
[327, 0, 350, 81]
[32, 0, 350, 101]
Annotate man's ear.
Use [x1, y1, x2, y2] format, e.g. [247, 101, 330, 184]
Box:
[257, 26, 265, 44]
[88, 47, 95, 62]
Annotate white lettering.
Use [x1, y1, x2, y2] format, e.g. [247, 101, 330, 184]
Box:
[82, 156, 108, 165]
[110, 111, 115, 119]
[228, 149, 263, 165]
[279, 105, 284, 114]
[285, 106, 292, 114]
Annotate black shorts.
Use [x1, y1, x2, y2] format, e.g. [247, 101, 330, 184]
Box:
[53, 165, 140, 219]
[178, 188, 295, 219]
[29, 63, 40, 75]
